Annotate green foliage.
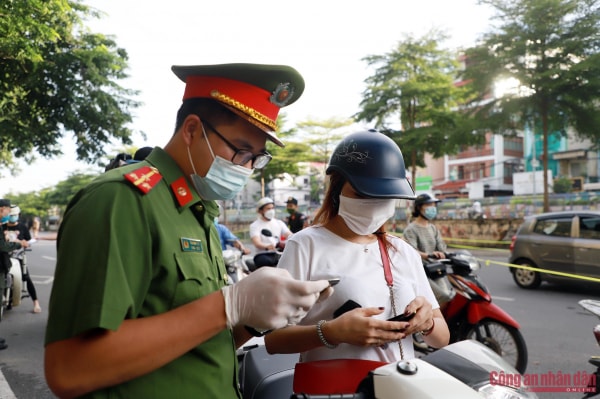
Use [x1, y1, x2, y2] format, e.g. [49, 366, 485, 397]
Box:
[553, 176, 574, 193]
[356, 29, 479, 183]
[463, 0, 600, 210]
[3, 171, 98, 220]
[44, 171, 98, 208]
[5, 189, 53, 222]
[295, 117, 355, 164]
[254, 115, 353, 196]
[0, 0, 140, 171]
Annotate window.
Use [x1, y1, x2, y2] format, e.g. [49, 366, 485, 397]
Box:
[579, 216, 600, 240]
[533, 217, 572, 237]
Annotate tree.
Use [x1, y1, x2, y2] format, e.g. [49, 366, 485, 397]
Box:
[295, 117, 355, 166]
[251, 114, 308, 196]
[252, 116, 353, 200]
[295, 117, 354, 204]
[462, 0, 600, 211]
[0, 0, 139, 172]
[553, 176, 573, 193]
[356, 30, 477, 186]
[44, 171, 98, 210]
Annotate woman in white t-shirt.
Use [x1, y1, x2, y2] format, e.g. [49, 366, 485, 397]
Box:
[264, 130, 449, 363]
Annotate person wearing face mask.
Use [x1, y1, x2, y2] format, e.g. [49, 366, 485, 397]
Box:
[403, 194, 447, 261]
[285, 197, 308, 233]
[250, 197, 292, 252]
[403, 193, 455, 308]
[44, 64, 333, 399]
[265, 130, 449, 367]
[6, 205, 41, 313]
[0, 199, 23, 350]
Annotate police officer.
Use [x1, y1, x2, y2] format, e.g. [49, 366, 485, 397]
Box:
[285, 196, 308, 233]
[44, 64, 332, 399]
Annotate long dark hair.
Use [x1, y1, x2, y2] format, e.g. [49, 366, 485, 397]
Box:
[312, 171, 345, 226]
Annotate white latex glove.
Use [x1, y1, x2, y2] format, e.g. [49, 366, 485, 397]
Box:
[221, 267, 332, 331]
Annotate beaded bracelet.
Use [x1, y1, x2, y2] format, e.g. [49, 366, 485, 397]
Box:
[316, 320, 338, 349]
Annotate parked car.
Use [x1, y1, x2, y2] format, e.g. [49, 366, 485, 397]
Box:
[508, 210, 600, 289]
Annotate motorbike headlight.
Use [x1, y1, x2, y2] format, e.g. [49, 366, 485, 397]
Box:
[454, 252, 481, 272]
[477, 383, 538, 399]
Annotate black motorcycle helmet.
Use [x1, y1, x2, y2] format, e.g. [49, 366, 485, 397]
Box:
[326, 129, 415, 199]
[412, 193, 441, 217]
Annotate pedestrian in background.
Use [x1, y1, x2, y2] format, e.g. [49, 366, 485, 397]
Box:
[0, 198, 24, 350]
[285, 196, 308, 233]
[6, 205, 41, 313]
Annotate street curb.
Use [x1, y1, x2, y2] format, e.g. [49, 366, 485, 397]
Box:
[0, 369, 17, 399]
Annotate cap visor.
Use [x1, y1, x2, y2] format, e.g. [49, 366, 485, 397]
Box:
[351, 177, 416, 199]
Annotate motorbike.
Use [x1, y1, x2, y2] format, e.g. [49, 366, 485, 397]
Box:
[578, 299, 600, 398]
[223, 247, 252, 284]
[1, 251, 23, 321]
[246, 229, 284, 271]
[416, 250, 528, 374]
[237, 338, 538, 399]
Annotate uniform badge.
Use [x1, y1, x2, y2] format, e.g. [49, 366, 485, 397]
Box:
[124, 166, 162, 194]
[180, 237, 203, 252]
[171, 177, 193, 207]
[270, 82, 294, 107]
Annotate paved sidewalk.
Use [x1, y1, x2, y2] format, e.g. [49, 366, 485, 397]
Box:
[0, 370, 17, 399]
[36, 231, 57, 241]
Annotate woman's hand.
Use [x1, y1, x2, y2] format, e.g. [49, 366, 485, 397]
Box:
[398, 296, 450, 348]
[322, 307, 408, 347]
[401, 296, 434, 336]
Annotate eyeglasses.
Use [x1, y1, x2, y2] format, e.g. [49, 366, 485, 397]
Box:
[202, 120, 272, 169]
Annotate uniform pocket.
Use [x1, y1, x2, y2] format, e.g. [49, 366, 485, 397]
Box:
[171, 252, 215, 308]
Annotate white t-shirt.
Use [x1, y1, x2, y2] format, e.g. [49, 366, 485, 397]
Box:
[278, 225, 438, 363]
[249, 218, 291, 252]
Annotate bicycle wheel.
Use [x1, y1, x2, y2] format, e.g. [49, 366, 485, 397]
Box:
[464, 319, 528, 374]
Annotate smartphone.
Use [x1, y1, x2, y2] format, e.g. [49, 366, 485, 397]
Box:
[333, 299, 362, 318]
[387, 311, 416, 323]
[328, 278, 341, 287]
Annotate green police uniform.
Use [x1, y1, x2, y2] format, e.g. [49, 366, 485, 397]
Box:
[45, 148, 239, 398]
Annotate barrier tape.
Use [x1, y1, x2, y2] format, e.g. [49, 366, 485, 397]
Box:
[476, 257, 600, 284]
[396, 233, 600, 283]
[445, 237, 511, 245]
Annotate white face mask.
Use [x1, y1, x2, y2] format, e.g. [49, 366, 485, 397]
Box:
[187, 124, 253, 200]
[263, 209, 276, 220]
[338, 195, 396, 235]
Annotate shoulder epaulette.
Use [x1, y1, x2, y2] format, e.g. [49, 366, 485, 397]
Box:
[124, 166, 163, 194]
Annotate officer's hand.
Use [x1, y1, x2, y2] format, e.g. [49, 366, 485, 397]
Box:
[221, 267, 331, 331]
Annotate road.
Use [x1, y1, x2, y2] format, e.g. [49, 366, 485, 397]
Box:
[0, 242, 599, 398]
[463, 247, 600, 399]
[0, 234, 56, 399]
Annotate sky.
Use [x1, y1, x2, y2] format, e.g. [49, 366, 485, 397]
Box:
[0, 0, 496, 197]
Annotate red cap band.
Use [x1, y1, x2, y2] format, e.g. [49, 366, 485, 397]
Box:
[183, 76, 279, 129]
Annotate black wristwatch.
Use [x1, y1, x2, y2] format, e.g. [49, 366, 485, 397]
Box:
[244, 325, 272, 337]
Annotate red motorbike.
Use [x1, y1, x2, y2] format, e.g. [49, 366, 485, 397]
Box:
[417, 250, 528, 374]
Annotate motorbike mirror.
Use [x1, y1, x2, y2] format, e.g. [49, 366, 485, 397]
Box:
[260, 229, 273, 237]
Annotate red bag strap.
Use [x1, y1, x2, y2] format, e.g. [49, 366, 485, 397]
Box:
[377, 233, 393, 287]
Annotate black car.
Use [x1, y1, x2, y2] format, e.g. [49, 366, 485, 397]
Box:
[508, 210, 600, 289]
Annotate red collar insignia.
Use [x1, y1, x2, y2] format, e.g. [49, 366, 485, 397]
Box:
[170, 176, 193, 207]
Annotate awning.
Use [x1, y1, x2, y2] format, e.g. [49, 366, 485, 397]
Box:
[552, 149, 587, 160]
